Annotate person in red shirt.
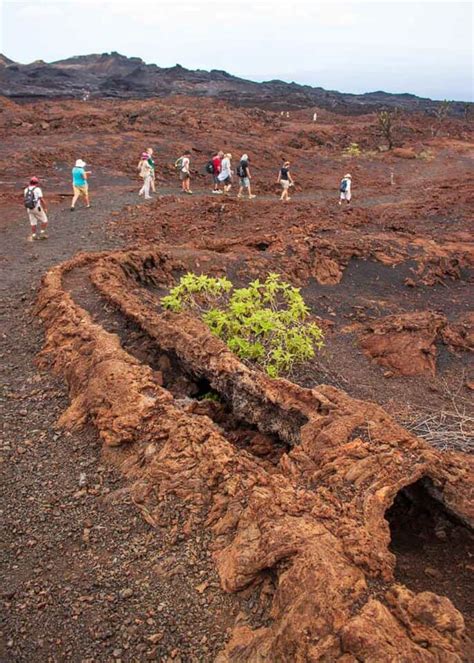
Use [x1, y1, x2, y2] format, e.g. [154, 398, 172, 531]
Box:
[212, 151, 223, 194]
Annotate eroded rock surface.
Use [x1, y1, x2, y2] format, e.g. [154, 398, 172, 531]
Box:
[35, 244, 473, 661]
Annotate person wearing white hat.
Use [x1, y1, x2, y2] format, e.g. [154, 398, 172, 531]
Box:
[339, 173, 352, 205]
[71, 158, 92, 211]
[237, 154, 256, 200]
[137, 151, 153, 199]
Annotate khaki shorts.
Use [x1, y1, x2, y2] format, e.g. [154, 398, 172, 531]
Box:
[280, 180, 290, 190]
[73, 184, 89, 196]
[27, 207, 48, 226]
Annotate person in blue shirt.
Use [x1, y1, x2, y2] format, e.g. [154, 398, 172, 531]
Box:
[71, 159, 91, 211]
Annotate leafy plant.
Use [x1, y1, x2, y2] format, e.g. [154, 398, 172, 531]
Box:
[161, 272, 324, 378]
[417, 148, 434, 161]
[342, 142, 361, 157]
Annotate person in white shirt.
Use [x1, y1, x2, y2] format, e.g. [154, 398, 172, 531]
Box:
[178, 150, 192, 194]
[138, 152, 153, 200]
[24, 176, 49, 240]
[339, 173, 352, 205]
[218, 153, 233, 195]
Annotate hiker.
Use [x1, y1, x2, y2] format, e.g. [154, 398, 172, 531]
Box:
[277, 160, 294, 202]
[313, 112, 317, 122]
[218, 153, 232, 194]
[24, 176, 48, 240]
[176, 151, 192, 194]
[237, 154, 256, 199]
[147, 147, 156, 193]
[339, 173, 352, 205]
[210, 151, 223, 194]
[138, 152, 153, 200]
[71, 159, 91, 211]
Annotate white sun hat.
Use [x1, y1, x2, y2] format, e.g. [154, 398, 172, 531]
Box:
[75, 159, 86, 168]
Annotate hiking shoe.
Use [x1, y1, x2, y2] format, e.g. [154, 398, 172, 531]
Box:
[70, 207, 75, 212]
[39, 233, 48, 240]
[237, 194, 243, 199]
[186, 190, 193, 195]
[30, 234, 38, 241]
[248, 195, 256, 199]
[212, 190, 219, 194]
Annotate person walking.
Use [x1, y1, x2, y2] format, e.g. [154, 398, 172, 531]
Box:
[176, 151, 192, 194]
[237, 154, 256, 199]
[339, 173, 352, 205]
[211, 151, 223, 194]
[218, 153, 233, 195]
[71, 159, 91, 211]
[146, 147, 156, 193]
[277, 160, 294, 202]
[138, 152, 153, 199]
[24, 176, 49, 240]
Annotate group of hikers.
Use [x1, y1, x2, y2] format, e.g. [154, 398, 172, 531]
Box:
[23, 152, 353, 240]
[139, 148, 353, 204]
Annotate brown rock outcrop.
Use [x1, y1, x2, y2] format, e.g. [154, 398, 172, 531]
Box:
[359, 311, 447, 376]
[35, 245, 473, 661]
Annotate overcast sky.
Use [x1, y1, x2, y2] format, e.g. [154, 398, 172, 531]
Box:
[0, 0, 472, 101]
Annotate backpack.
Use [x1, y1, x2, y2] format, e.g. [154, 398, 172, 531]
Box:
[175, 157, 184, 170]
[205, 160, 214, 174]
[24, 187, 38, 209]
[237, 164, 246, 178]
[339, 178, 347, 193]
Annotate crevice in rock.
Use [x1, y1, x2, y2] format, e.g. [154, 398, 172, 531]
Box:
[385, 477, 473, 622]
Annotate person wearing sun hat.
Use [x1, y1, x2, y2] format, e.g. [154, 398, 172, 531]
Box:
[71, 158, 92, 211]
[23, 176, 49, 240]
[339, 173, 352, 205]
[138, 151, 153, 200]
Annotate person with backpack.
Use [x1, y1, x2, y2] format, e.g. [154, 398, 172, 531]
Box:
[24, 176, 48, 240]
[276, 160, 294, 202]
[176, 151, 192, 194]
[237, 154, 256, 200]
[217, 153, 233, 195]
[339, 173, 352, 205]
[71, 159, 91, 211]
[138, 152, 153, 199]
[207, 151, 223, 194]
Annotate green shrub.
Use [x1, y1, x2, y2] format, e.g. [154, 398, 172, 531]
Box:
[342, 142, 361, 157]
[417, 148, 434, 161]
[161, 272, 324, 378]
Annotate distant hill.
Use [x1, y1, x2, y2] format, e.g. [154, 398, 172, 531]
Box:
[0, 52, 469, 115]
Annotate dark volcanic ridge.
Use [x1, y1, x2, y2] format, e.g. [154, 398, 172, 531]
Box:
[0, 51, 470, 115]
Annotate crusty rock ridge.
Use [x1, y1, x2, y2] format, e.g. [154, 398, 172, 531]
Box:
[35, 243, 473, 661]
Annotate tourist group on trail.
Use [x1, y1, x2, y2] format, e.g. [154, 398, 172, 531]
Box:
[23, 150, 353, 240]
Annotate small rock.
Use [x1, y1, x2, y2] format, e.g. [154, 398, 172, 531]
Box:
[424, 566, 442, 580]
[147, 632, 163, 644]
[119, 588, 134, 599]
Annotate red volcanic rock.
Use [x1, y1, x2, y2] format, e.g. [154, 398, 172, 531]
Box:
[359, 311, 447, 376]
[441, 313, 474, 354]
[35, 245, 473, 661]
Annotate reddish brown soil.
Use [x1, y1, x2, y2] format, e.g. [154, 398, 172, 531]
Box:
[1, 96, 473, 662]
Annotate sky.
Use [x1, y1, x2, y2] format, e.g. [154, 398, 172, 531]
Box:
[0, 0, 472, 101]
